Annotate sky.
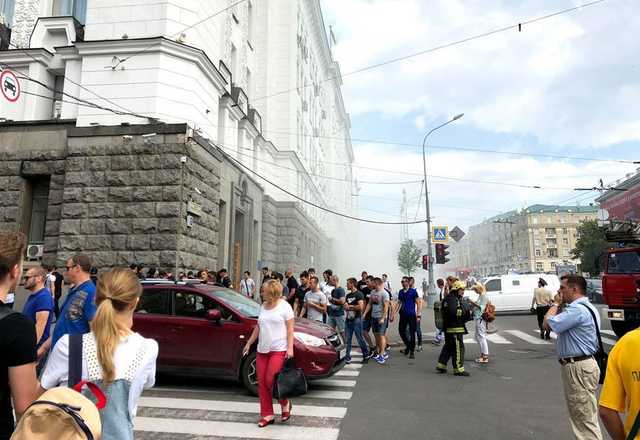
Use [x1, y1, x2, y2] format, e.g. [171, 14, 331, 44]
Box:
[320, 0, 640, 281]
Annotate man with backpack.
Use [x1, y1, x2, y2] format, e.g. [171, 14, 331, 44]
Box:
[436, 280, 472, 376]
[0, 232, 41, 439]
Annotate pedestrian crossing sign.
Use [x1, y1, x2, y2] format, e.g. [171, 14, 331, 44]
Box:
[432, 226, 448, 242]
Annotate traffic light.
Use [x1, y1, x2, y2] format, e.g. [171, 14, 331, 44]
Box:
[435, 244, 450, 264]
[422, 255, 429, 270]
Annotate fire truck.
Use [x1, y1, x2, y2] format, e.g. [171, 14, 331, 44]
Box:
[602, 222, 640, 337]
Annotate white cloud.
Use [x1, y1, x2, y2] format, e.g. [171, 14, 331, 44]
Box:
[323, 0, 640, 147]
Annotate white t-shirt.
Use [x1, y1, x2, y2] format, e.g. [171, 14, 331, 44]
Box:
[241, 278, 256, 297]
[47, 273, 56, 291]
[257, 299, 294, 353]
[41, 332, 158, 418]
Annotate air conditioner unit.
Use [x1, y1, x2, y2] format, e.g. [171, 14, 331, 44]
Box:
[27, 244, 44, 261]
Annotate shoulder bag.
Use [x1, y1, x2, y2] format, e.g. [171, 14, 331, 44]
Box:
[579, 303, 608, 384]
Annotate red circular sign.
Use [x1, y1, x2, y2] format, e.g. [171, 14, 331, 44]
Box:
[1, 70, 21, 102]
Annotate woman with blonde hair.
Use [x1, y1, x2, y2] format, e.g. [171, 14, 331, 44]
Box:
[468, 282, 489, 363]
[41, 267, 158, 440]
[243, 279, 295, 427]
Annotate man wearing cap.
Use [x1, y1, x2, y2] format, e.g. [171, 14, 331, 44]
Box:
[436, 280, 472, 376]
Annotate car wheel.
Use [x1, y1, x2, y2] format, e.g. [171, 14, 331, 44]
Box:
[240, 351, 259, 396]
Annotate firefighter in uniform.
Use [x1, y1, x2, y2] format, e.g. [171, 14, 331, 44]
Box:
[436, 280, 472, 376]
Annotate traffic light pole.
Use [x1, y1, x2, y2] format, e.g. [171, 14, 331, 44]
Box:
[421, 114, 463, 304]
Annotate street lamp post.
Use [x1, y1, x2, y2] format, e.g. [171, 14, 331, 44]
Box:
[421, 113, 464, 304]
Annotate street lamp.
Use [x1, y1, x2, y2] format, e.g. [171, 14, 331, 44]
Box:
[421, 113, 464, 304]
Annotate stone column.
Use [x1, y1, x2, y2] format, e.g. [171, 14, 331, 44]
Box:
[9, 0, 42, 49]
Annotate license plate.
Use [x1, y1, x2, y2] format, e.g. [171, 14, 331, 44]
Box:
[340, 349, 346, 359]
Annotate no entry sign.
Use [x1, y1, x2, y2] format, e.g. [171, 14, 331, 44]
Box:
[1, 70, 21, 102]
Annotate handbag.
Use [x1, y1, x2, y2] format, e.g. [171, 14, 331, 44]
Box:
[627, 410, 640, 440]
[579, 303, 608, 385]
[273, 358, 307, 400]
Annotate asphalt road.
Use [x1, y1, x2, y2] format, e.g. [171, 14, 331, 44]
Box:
[339, 306, 614, 440]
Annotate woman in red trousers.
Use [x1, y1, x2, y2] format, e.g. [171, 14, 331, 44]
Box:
[243, 279, 295, 427]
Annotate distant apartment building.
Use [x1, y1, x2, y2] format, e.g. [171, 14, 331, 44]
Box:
[450, 205, 597, 276]
[0, 0, 355, 282]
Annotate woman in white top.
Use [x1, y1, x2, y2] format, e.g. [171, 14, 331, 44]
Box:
[41, 267, 158, 440]
[243, 279, 294, 428]
[468, 283, 489, 363]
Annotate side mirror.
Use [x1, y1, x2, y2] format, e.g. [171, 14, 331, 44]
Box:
[206, 309, 222, 323]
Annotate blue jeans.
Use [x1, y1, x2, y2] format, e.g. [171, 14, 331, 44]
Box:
[345, 317, 369, 360]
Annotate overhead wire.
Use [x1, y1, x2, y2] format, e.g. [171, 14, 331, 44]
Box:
[213, 143, 427, 225]
[249, 0, 609, 104]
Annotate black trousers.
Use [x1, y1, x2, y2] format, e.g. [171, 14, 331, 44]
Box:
[437, 333, 465, 373]
[536, 305, 550, 337]
[398, 313, 417, 351]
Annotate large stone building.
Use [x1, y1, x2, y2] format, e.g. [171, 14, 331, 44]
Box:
[0, 0, 355, 284]
[448, 205, 597, 276]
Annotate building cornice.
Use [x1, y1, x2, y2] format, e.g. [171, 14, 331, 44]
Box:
[74, 37, 228, 92]
[0, 47, 54, 66]
[596, 171, 640, 203]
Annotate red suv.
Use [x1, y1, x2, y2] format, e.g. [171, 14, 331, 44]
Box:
[133, 280, 346, 395]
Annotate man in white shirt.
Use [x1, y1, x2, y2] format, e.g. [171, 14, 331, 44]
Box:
[240, 271, 256, 300]
[302, 276, 328, 322]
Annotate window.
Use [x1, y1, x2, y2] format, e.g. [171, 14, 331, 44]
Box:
[607, 251, 640, 274]
[536, 262, 544, 272]
[485, 279, 502, 292]
[535, 249, 541, 257]
[1, 0, 15, 27]
[174, 291, 239, 321]
[562, 238, 569, 245]
[247, 0, 254, 45]
[512, 280, 520, 286]
[136, 289, 171, 315]
[27, 178, 50, 244]
[563, 228, 568, 234]
[52, 0, 86, 24]
[547, 248, 558, 258]
[230, 44, 238, 83]
[550, 262, 556, 269]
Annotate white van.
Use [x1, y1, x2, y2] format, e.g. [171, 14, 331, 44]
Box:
[465, 274, 560, 312]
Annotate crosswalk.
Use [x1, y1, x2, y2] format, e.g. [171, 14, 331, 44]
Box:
[425, 329, 619, 346]
[134, 353, 365, 439]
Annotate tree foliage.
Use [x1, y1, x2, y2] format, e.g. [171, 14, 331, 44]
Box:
[397, 239, 422, 276]
[571, 219, 610, 276]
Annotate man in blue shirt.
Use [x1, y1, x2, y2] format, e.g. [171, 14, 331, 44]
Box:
[544, 274, 602, 440]
[397, 277, 421, 358]
[22, 266, 54, 372]
[51, 254, 97, 350]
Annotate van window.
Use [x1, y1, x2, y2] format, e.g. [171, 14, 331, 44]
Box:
[608, 252, 640, 274]
[485, 279, 502, 292]
[512, 280, 520, 286]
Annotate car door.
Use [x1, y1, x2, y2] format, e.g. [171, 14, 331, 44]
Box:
[169, 289, 246, 373]
[484, 278, 503, 310]
[133, 288, 174, 365]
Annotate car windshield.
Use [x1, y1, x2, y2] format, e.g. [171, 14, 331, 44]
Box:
[203, 287, 261, 318]
[608, 251, 640, 274]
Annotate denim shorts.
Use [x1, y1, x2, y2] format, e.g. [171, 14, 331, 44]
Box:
[371, 317, 388, 335]
[362, 317, 372, 331]
[327, 314, 346, 332]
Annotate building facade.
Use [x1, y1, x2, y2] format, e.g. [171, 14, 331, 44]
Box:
[596, 170, 640, 222]
[451, 205, 597, 276]
[0, 0, 354, 280]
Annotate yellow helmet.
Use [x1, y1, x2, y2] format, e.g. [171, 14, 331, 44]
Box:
[451, 281, 467, 291]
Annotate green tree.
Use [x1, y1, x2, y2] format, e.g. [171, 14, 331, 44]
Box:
[397, 239, 422, 276]
[571, 219, 610, 276]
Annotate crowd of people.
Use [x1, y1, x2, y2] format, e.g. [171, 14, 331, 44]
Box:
[1, 229, 638, 439]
